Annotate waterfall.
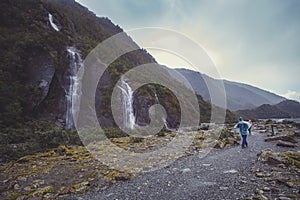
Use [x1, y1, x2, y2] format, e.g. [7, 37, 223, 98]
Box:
[154, 92, 159, 103]
[118, 77, 136, 129]
[154, 92, 171, 130]
[48, 13, 60, 32]
[162, 117, 170, 130]
[66, 47, 84, 130]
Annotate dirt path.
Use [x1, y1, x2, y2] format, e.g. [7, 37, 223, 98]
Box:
[84, 131, 299, 200]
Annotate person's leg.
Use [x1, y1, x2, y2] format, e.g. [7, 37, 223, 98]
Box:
[245, 135, 248, 147]
[241, 135, 246, 148]
[249, 128, 251, 135]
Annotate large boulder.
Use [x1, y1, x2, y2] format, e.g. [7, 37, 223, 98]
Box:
[257, 150, 300, 168]
[265, 135, 297, 143]
[276, 140, 297, 148]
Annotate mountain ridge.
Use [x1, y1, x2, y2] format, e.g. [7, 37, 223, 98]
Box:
[237, 99, 300, 119]
[172, 68, 286, 111]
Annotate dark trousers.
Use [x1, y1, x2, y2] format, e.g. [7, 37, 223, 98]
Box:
[241, 135, 248, 147]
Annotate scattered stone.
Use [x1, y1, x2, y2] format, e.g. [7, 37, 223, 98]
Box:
[255, 172, 266, 178]
[277, 163, 286, 168]
[202, 164, 211, 167]
[294, 131, 300, 137]
[214, 141, 225, 149]
[276, 140, 297, 148]
[129, 136, 144, 143]
[24, 186, 32, 191]
[267, 133, 274, 137]
[223, 169, 238, 174]
[262, 187, 271, 192]
[2, 179, 9, 184]
[259, 130, 267, 133]
[32, 186, 54, 197]
[258, 189, 264, 194]
[114, 174, 131, 181]
[239, 186, 246, 190]
[58, 186, 75, 195]
[56, 146, 66, 156]
[260, 194, 268, 200]
[219, 186, 229, 190]
[14, 183, 21, 190]
[285, 181, 298, 188]
[182, 168, 191, 173]
[43, 193, 55, 199]
[16, 196, 26, 200]
[278, 197, 292, 200]
[17, 177, 27, 182]
[33, 179, 45, 187]
[276, 178, 297, 188]
[74, 181, 90, 192]
[270, 187, 280, 192]
[172, 168, 178, 171]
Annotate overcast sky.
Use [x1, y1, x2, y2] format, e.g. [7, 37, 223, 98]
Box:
[76, 0, 300, 101]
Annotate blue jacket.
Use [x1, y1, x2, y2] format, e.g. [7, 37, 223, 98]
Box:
[234, 121, 251, 135]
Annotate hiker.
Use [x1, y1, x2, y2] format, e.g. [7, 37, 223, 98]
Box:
[271, 124, 275, 136]
[234, 117, 251, 148]
[248, 120, 253, 135]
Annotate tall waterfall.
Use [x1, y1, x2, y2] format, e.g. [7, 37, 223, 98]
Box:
[65, 47, 84, 130]
[155, 92, 170, 130]
[118, 77, 136, 129]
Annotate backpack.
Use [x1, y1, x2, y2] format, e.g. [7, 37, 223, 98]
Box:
[239, 122, 249, 135]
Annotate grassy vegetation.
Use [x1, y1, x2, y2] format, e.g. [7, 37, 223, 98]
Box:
[0, 120, 82, 162]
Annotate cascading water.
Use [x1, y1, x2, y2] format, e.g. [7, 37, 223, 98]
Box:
[65, 47, 84, 130]
[154, 92, 170, 130]
[118, 77, 136, 129]
[48, 13, 60, 32]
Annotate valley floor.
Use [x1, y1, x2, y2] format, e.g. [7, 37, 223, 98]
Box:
[85, 131, 300, 200]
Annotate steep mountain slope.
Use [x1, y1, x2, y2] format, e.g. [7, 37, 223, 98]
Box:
[237, 100, 300, 119]
[237, 104, 291, 119]
[224, 80, 285, 105]
[173, 68, 286, 111]
[0, 0, 124, 126]
[0, 0, 236, 130]
[276, 100, 300, 118]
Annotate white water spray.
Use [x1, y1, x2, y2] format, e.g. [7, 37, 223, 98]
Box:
[154, 92, 171, 130]
[48, 13, 60, 32]
[66, 47, 84, 130]
[118, 77, 136, 129]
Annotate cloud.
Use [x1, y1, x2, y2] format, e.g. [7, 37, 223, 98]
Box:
[282, 90, 300, 102]
[74, 0, 300, 98]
